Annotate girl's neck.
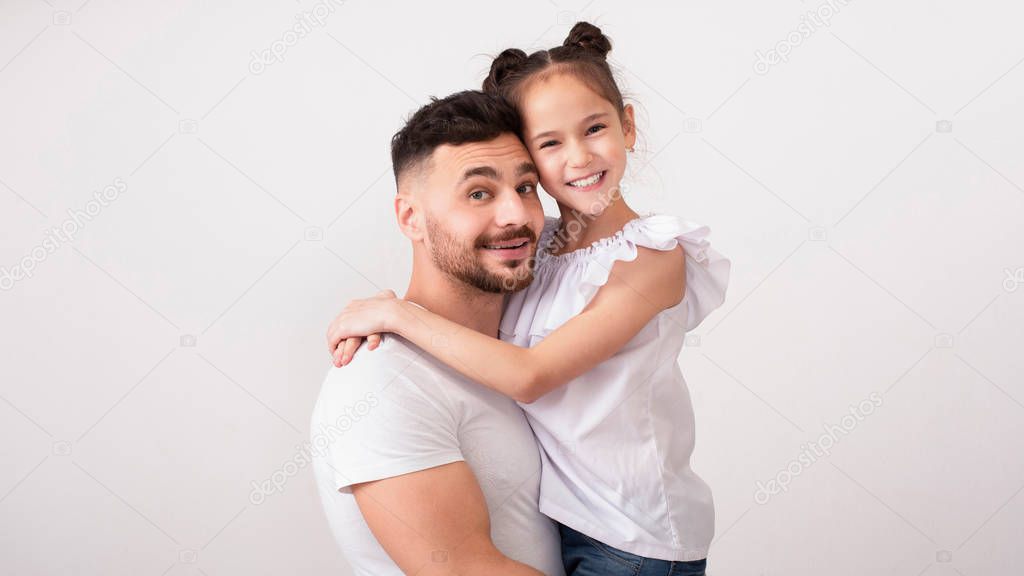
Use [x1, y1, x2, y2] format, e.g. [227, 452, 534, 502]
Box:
[551, 197, 640, 256]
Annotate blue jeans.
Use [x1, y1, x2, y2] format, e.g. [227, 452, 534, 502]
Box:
[559, 523, 707, 576]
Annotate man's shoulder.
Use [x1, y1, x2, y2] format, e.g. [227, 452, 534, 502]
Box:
[322, 334, 424, 386]
[310, 334, 468, 494]
[313, 335, 449, 416]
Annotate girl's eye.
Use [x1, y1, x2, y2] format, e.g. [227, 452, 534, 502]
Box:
[586, 123, 606, 135]
[517, 183, 537, 195]
[469, 190, 491, 200]
[538, 140, 558, 149]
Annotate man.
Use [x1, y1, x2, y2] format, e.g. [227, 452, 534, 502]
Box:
[311, 90, 564, 575]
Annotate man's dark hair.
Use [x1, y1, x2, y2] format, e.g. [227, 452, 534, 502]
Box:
[390, 90, 522, 183]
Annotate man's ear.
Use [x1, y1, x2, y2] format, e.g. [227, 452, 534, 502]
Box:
[395, 189, 425, 241]
[622, 104, 637, 150]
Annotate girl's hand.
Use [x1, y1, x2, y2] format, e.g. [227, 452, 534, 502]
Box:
[326, 290, 400, 367]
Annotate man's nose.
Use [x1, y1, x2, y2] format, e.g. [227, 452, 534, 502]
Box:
[494, 188, 531, 228]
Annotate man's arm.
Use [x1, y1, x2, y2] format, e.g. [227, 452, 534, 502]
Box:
[351, 461, 544, 575]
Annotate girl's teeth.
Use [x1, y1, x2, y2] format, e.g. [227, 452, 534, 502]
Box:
[569, 172, 602, 187]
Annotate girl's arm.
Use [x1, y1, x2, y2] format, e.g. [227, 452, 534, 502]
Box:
[336, 246, 686, 403]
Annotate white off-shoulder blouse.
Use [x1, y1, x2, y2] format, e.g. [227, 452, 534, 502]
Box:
[499, 213, 731, 561]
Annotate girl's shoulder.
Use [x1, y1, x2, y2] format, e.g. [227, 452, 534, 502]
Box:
[506, 213, 731, 339]
[538, 213, 715, 267]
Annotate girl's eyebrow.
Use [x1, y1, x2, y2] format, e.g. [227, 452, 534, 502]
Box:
[531, 112, 609, 142]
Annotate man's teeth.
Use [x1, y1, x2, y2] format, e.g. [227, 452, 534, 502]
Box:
[484, 241, 527, 250]
[568, 172, 603, 188]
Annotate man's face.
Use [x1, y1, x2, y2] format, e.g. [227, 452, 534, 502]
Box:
[412, 133, 545, 293]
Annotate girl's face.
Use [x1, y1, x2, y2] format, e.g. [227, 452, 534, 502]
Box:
[519, 72, 636, 216]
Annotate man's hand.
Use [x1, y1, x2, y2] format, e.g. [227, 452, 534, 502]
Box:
[351, 461, 544, 575]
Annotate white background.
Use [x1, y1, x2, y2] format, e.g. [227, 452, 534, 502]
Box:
[1, 1, 1022, 574]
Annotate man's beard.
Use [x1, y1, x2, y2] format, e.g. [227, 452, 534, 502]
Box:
[425, 216, 537, 294]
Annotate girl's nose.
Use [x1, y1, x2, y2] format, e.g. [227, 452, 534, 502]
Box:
[568, 146, 592, 169]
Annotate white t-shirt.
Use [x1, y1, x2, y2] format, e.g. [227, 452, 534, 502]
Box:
[311, 333, 565, 576]
[499, 214, 732, 561]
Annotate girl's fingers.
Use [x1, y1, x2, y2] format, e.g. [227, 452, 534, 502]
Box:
[332, 335, 354, 367]
[332, 339, 346, 367]
[340, 336, 364, 366]
[327, 329, 340, 355]
[367, 333, 382, 351]
[327, 321, 346, 354]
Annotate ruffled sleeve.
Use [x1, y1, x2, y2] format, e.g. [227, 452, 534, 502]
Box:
[501, 214, 731, 342]
[652, 215, 731, 332]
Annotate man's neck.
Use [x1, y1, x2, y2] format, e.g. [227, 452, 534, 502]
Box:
[403, 257, 505, 339]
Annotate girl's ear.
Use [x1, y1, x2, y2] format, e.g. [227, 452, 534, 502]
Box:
[395, 192, 425, 241]
[621, 104, 637, 150]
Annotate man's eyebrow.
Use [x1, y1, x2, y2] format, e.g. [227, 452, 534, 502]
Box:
[531, 112, 609, 142]
[460, 165, 499, 182]
[515, 161, 538, 177]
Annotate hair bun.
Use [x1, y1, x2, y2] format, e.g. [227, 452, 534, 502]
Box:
[563, 21, 611, 58]
[483, 48, 529, 94]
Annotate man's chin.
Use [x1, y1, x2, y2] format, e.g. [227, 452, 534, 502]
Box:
[493, 267, 534, 293]
[460, 261, 533, 294]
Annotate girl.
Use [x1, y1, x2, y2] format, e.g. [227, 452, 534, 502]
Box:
[327, 22, 730, 576]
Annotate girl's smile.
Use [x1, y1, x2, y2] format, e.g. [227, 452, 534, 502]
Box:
[565, 169, 607, 191]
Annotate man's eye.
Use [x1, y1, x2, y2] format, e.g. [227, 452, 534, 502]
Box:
[469, 190, 490, 200]
[517, 183, 537, 195]
[586, 124, 606, 135]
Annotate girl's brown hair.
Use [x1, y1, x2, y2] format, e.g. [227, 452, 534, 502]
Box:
[482, 22, 628, 124]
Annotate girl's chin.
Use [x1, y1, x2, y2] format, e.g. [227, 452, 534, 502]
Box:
[553, 199, 612, 218]
[550, 185, 620, 215]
